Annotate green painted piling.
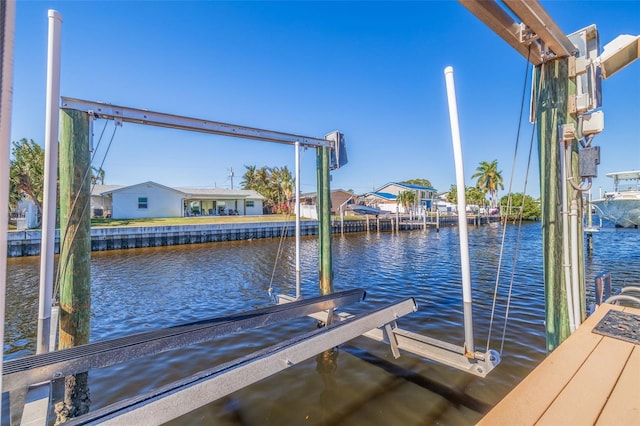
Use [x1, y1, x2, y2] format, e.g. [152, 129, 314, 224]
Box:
[317, 146, 333, 295]
[535, 59, 584, 352]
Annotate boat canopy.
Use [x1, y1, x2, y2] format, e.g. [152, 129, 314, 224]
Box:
[606, 171, 640, 181]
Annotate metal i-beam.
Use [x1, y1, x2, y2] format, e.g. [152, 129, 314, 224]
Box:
[60, 97, 332, 148]
[503, 0, 576, 58]
[64, 298, 418, 426]
[458, 0, 543, 65]
[3, 289, 366, 393]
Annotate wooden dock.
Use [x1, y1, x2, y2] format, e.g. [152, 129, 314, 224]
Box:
[478, 303, 639, 425]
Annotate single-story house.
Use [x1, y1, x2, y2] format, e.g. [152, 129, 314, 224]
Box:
[298, 189, 355, 219]
[361, 182, 438, 214]
[91, 181, 265, 219]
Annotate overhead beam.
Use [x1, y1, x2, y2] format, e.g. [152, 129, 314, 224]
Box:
[458, 0, 543, 65]
[503, 0, 576, 58]
[61, 97, 333, 148]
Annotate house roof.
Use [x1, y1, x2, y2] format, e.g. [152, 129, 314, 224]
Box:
[300, 188, 353, 198]
[175, 187, 265, 200]
[364, 191, 397, 201]
[100, 181, 185, 196]
[92, 181, 265, 200]
[91, 184, 123, 196]
[375, 182, 437, 192]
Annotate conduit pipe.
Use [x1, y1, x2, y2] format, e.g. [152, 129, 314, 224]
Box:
[560, 140, 576, 332]
[570, 195, 582, 328]
[444, 66, 475, 356]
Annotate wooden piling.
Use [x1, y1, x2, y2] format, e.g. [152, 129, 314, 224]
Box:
[317, 146, 333, 296]
[56, 108, 91, 421]
[535, 59, 583, 352]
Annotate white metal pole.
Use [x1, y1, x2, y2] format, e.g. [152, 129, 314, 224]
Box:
[570, 197, 581, 328]
[37, 9, 63, 354]
[0, 1, 17, 420]
[294, 141, 301, 299]
[444, 66, 475, 356]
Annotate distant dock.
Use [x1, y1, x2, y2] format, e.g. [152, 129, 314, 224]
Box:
[7, 215, 500, 257]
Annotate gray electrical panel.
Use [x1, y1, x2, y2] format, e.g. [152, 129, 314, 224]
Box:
[579, 146, 600, 178]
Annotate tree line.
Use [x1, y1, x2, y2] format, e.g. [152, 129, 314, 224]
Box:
[7, 139, 540, 226]
[240, 165, 294, 214]
[8, 138, 105, 227]
[444, 159, 540, 219]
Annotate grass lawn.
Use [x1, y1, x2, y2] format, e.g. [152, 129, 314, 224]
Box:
[90, 214, 362, 228]
[90, 215, 301, 227]
[8, 214, 364, 230]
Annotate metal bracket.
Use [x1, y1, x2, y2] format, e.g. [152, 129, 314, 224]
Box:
[383, 322, 400, 359]
[560, 123, 576, 142]
[518, 23, 539, 44]
[568, 95, 577, 115]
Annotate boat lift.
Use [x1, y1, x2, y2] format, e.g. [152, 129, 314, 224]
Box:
[7, 100, 500, 423]
[2, 6, 507, 425]
[56, 95, 501, 377]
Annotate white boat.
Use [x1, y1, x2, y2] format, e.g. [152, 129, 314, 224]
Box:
[591, 170, 640, 228]
[347, 203, 383, 216]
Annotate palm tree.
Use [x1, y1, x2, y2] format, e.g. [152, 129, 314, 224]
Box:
[240, 165, 256, 190]
[91, 166, 105, 185]
[396, 190, 416, 216]
[471, 160, 504, 208]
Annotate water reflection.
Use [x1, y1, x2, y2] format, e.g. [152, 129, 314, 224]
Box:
[4, 223, 639, 425]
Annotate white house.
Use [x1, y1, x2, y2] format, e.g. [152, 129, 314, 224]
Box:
[361, 182, 438, 214]
[14, 194, 39, 229]
[92, 182, 265, 219]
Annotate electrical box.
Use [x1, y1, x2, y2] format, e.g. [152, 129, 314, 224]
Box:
[568, 25, 602, 112]
[579, 146, 600, 178]
[581, 111, 605, 135]
[326, 131, 348, 170]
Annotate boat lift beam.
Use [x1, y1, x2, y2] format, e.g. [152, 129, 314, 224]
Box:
[62, 298, 418, 426]
[60, 96, 333, 148]
[279, 295, 500, 377]
[458, 0, 576, 65]
[2, 289, 365, 393]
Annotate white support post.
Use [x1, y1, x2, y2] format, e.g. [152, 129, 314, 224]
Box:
[37, 9, 63, 355]
[294, 141, 301, 299]
[0, 2, 17, 421]
[444, 66, 475, 356]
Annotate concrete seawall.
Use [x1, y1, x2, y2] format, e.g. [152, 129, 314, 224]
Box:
[7, 215, 498, 257]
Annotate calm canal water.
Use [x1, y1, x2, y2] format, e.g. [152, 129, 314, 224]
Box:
[4, 222, 640, 425]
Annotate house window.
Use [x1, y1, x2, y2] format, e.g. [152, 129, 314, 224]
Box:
[138, 197, 148, 209]
[246, 200, 255, 208]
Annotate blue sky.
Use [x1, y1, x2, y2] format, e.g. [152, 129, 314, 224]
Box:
[9, 1, 640, 198]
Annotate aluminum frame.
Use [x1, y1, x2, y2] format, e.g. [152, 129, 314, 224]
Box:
[61, 97, 333, 148]
[64, 298, 418, 425]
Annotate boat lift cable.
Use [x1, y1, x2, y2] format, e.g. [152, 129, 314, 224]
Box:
[485, 45, 535, 354]
[498, 117, 538, 355]
[267, 212, 292, 302]
[270, 146, 307, 301]
[53, 120, 118, 301]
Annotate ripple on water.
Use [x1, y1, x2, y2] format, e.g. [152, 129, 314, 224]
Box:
[5, 222, 639, 425]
